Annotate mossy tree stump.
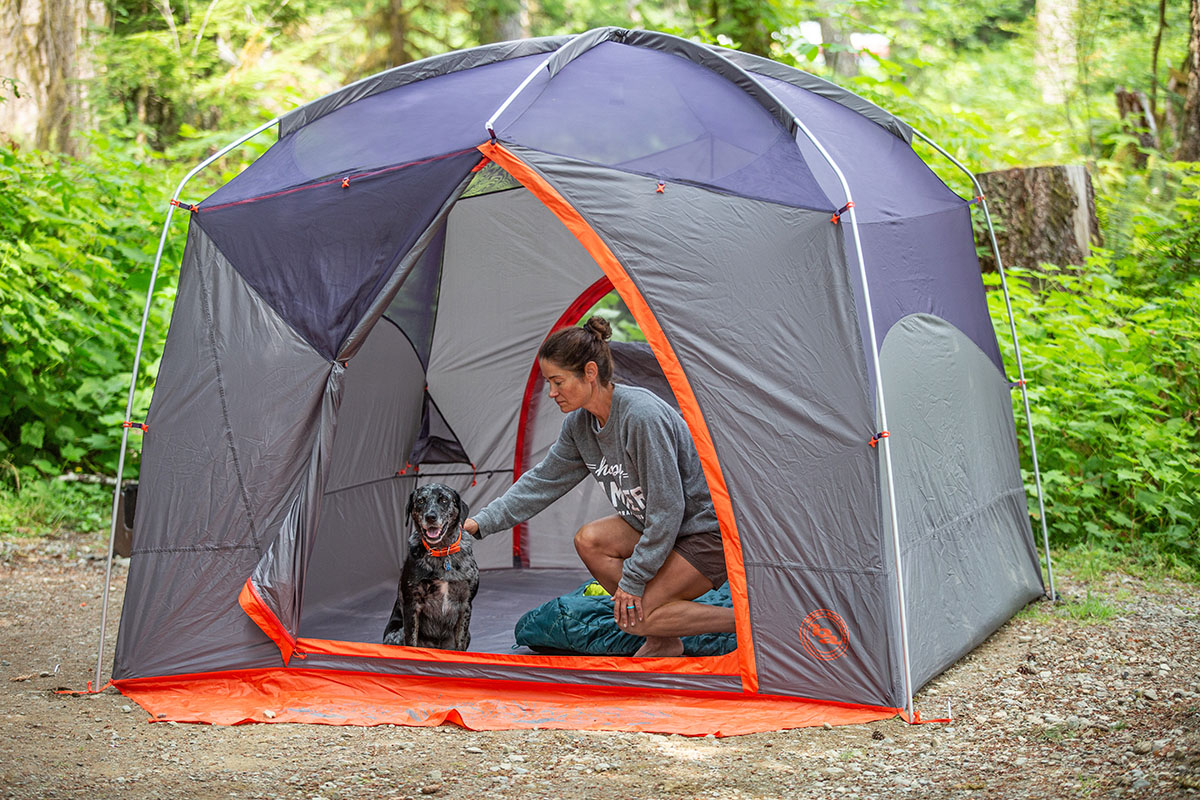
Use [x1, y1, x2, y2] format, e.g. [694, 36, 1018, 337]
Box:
[975, 164, 1102, 272]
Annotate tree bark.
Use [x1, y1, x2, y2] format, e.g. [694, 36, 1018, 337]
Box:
[1034, 0, 1077, 105]
[818, 11, 858, 78]
[1178, 0, 1200, 161]
[474, 0, 529, 45]
[1115, 87, 1159, 166]
[0, 0, 105, 154]
[976, 164, 1102, 272]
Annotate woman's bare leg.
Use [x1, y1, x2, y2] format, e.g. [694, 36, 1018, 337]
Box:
[574, 516, 735, 657]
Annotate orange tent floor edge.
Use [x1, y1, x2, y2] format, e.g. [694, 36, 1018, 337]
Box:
[113, 669, 897, 737]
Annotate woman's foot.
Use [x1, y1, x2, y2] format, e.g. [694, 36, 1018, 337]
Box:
[633, 636, 684, 658]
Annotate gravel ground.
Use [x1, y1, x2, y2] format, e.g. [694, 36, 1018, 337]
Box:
[0, 530, 1197, 800]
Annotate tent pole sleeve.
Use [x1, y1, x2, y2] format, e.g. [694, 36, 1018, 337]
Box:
[788, 115, 915, 722]
[485, 53, 556, 138]
[94, 117, 283, 689]
[909, 130, 1056, 602]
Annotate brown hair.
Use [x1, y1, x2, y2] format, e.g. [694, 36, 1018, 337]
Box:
[538, 316, 614, 385]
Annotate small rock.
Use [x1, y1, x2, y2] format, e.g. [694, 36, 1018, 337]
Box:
[419, 785, 442, 795]
[1132, 741, 1153, 754]
[1143, 688, 1159, 702]
[464, 746, 484, 755]
[823, 723, 833, 731]
[1131, 778, 1151, 790]
[121, 705, 131, 713]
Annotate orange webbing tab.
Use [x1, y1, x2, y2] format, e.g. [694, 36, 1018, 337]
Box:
[169, 199, 199, 213]
[56, 680, 115, 696]
[122, 421, 149, 432]
[868, 430, 889, 448]
[656, 181, 666, 193]
[831, 201, 855, 225]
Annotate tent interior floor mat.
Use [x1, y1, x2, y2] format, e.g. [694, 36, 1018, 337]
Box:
[298, 567, 595, 654]
[112, 668, 900, 735]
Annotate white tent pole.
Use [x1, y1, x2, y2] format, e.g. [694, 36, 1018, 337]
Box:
[93, 117, 282, 690]
[908, 130, 1056, 602]
[485, 53, 557, 138]
[789, 116, 916, 723]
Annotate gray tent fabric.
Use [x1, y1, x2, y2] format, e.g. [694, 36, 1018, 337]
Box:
[112, 28, 1046, 723]
[115, 227, 331, 678]
[879, 314, 1043, 689]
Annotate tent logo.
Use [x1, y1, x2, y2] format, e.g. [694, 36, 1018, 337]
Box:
[799, 609, 850, 661]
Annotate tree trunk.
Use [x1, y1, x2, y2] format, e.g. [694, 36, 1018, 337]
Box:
[818, 13, 858, 78]
[0, 0, 105, 154]
[976, 164, 1102, 272]
[1115, 87, 1159, 166]
[1178, 0, 1200, 161]
[474, 0, 529, 45]
[1034, 0, 1077, 105]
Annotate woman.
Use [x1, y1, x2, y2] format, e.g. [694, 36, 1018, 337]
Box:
[463, 316, 735, 657]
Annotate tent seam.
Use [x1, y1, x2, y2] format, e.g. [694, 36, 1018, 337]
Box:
[131, 545, 260, 555]
[899, 486, 1028, 558]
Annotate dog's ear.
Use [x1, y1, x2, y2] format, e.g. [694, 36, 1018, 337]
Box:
[405, 491, 415, 523]
[458, 495, 469, 527]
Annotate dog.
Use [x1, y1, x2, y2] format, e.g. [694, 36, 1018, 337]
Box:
[383, 483, 479, 650]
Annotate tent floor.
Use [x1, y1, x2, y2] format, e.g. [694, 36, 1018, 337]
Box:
[299, 567, 594, 654]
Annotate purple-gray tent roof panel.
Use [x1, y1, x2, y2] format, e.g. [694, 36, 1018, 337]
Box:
[758, 74, 964, 223]
[856, 206, 1005, 374]
[495, 42, 832, 210]
[204, 54, 547, 208]
[196, 150, 479, 360]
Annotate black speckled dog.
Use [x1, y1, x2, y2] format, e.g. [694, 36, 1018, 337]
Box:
[383, 483, 479, 650]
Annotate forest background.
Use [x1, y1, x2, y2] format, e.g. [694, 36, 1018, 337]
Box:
[1, 0, 1198, 579]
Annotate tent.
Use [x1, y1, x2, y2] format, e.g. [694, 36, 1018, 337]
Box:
[99, 27, 1053, 736]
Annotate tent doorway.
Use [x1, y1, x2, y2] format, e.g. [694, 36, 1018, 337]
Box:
[293, 163, 723, 658]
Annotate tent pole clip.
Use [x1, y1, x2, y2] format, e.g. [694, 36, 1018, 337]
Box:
[868, 430, 889, 448]
[121, 421, 149, 433]
[1009, 378, 1028, 388]
[831, 201, 855, 224]
[656, 181, 666, 194]
[968, 194, 985, 206]
[341, 177, 350, 189]
[169, 199, 199, 213]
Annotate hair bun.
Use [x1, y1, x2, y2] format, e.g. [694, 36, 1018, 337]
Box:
[583, 316, 612, 342]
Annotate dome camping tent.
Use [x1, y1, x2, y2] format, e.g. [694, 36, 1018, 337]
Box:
[96, 27, 1053, 735]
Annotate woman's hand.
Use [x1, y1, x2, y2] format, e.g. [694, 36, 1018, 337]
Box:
[612, 587, 642, 630]
[463, 518, 480, 539]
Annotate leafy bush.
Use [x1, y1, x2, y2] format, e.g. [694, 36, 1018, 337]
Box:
[988, 164, 1200, 574]
[0, 139, 180, 483]
[0, 478, 112, 537]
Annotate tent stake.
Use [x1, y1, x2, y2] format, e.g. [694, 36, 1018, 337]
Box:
[909, 131, 1056, 603]
[789, 115, 917, 724]
[94, 117, 282, 690]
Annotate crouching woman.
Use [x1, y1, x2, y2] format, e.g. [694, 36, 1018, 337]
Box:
[464, 316, 734, 657]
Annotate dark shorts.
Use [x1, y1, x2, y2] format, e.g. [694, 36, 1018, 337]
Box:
[673, 531, 728, 590]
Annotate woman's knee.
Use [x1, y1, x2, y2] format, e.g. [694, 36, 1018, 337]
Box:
[573, 520, 605, 556]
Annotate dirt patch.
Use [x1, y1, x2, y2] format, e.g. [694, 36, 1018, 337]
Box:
[1, 531, 1198, 799]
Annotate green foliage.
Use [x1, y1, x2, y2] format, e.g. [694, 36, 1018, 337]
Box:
[986, 165, 1200, 574]
[0, 139, 178, 482]
[0, 478, 112, 536]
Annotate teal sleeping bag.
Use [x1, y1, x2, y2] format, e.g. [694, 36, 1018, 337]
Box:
[513, 581, 736, 656]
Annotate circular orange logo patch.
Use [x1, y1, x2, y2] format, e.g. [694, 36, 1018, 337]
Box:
[799, 609, 850, 661]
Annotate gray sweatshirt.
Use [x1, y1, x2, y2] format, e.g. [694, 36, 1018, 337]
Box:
[473, 384, 718, 595]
